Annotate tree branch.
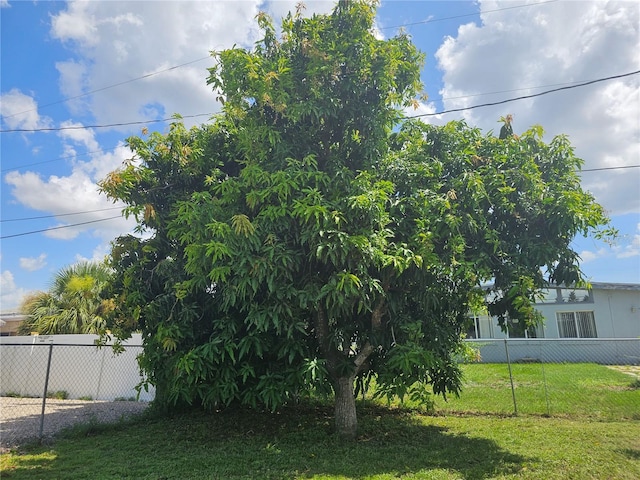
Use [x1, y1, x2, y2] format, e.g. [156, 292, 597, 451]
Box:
[315, 306, 339, 377]
[353, 298, 386, 375]
[371, 297, 385, 332]
[353, 341, 374, 375]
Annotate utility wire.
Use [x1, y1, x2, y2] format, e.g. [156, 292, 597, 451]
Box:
[3, 70, 637, 133]
[581, 165, 640, 173]
[0, 73, 629, 171]
[406, 70, 640, 118]
[0, 77, 608, 171]
[0, 146, 122, 173]
[3, 56, 212, 120]
[0, 113, 213, 133]
[381, 0, 557, 30]
[0, 207, 123, 223]
[2, 1, 557, 122]
[441, 79, 594, 101]
[2, 163, 637, 225]
[0, 215, 124, 239]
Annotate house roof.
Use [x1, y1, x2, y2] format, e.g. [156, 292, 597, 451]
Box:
[589, 282, 640, 291]
[0, 312, 26, 319]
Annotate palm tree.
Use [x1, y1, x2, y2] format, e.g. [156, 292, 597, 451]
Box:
[19, 262, 114, 335]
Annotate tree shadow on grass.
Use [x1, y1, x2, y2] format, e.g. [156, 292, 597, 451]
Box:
[618, 448, 640, 461]
[2, 404, 535, 479]
[273, 407, 532, 479]
[154, 405, 534, 479]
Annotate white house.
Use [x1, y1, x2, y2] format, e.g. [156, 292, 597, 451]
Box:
[0, 312, 26, 336]
[466, 282, 640, 340]
[464, 283, 640, 365]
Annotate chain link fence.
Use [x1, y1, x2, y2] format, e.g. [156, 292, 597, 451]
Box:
[435, 338, 640, 419]
[0, 335, 152, 449]
[2, 336, 638, 448]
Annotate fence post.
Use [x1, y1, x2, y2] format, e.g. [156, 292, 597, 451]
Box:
[96, 347, 107, 400]
[504, 338, 518, 415]
[39, 343, 54, 440]
[539, 341, 551, 416]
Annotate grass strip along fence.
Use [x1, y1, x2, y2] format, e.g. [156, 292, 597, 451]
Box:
[431, 362, 640, 420]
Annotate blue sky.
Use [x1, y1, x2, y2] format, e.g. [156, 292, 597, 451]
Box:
[1, 0, 639, 311]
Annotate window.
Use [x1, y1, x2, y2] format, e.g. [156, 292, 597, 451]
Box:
[465, 316, 481, 339]
[507, 318, 543, 338]
[538, 287, 592, 304]
[556, 311, 597, 338]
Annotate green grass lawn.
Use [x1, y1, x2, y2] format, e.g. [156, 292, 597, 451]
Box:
[2, 363, 639, 479]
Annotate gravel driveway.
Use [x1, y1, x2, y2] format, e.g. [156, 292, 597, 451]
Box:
[0, 397, 149, 452]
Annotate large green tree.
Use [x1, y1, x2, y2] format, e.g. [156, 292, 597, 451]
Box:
[100, 1, 611, 437]
[18, 262, 113, 335]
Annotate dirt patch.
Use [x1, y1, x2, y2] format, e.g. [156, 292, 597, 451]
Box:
[0, 397, 148, 452]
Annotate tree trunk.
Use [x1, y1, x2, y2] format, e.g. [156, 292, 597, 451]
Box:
[334, 375, 357, 439]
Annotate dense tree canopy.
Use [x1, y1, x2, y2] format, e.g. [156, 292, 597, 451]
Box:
[18, 262, 113, 335]
[100, 1, 611, 437]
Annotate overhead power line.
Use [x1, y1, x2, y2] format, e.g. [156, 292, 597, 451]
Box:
[3, 70, 637, 134]
[2, 0, 557, 122]
[2, 163, 637, 225]
[0, 113, 213, 133]
[382, 0, 557, 30]
[0, 146, 120, 173]
[0, 206, 123, 223]
[3, 56, 212, 120]
[0, 215, 124, 240]
[581, 165, 640, 173]
[2, 72, 633, 172]
[1, 78, 610, 172]
[406, 70, 640, 119]
[440, 79, 597, 101]
[1, 160, 636, 236]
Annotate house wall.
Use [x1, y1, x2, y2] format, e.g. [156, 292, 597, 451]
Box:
[591, 288, 640, 338]
[468, 338, 640, 365]
[536, 287, 640, 339]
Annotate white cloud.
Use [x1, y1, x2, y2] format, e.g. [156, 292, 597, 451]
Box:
[47, 1, 340, 132]
[616, 223, 640, 259]
[579, 222, 640, 265]
[55, 60, 90, 115]
[578, 249, 600, 264]
[58, 121, 100, 151]
[49, 1, 266, 130]
[0, 270, 28, 312]
[74, 242, 112, 265]
[434, 0, 640, 216]
[0, 89, 53, 131]
[1, 0, 10, 8]
[51, 1, 98, 45]
[404, 99, 441, 124]
[19, 254, 47, 272]
[3, 140, 136, 242]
